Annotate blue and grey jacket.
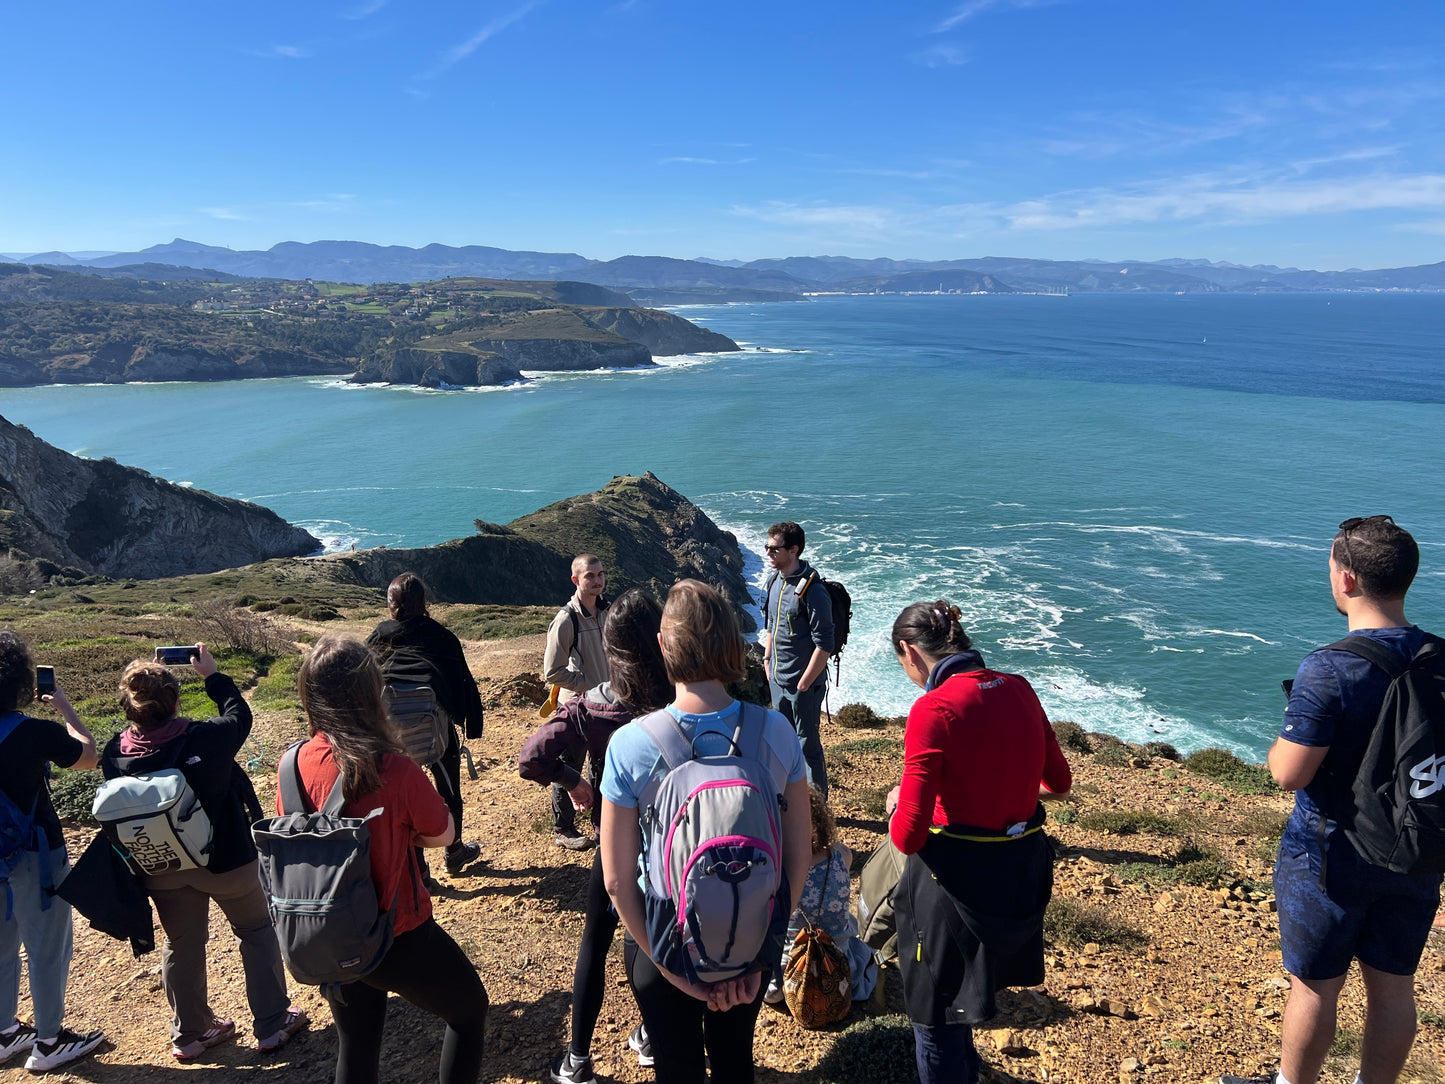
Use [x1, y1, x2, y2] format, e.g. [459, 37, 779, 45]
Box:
[763, 560, 835, 690]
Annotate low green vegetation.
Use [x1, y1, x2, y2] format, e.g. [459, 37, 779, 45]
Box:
[1076, 809, 1183, 836]
[834, 702, 887, 729]
[1043, 898, 1148, 951]
[436, 605, 554, 641]
[834, 737, 905, 756]
[815, 1014, 920, 1084]
[1115, 839, 1230, 887]
[1185, 748, 1277, 795]
[853, 786, 890, 818]
[1051, 719, 1091, 753]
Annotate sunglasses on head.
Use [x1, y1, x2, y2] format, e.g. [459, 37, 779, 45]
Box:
[1337, 515, 1395, 569]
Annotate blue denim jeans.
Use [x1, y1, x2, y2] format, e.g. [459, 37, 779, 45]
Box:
[913, 1022, 981, 1084]
[770, 678, 828, 798]
[0, 846, 74, 1037]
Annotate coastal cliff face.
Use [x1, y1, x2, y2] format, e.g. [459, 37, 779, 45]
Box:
[578, 307, 740, 357]
[297, 473, 755, 629]
[465, 336, 651, 372]
[9, 343, 352, 385]
[357, 347, 524, 387]
[0, 415, 320, 580]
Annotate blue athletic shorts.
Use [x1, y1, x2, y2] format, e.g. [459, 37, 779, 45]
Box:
[1274, 808, 1442, 980]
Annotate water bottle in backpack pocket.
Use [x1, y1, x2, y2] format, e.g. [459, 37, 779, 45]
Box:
[637, 703, 790, 984]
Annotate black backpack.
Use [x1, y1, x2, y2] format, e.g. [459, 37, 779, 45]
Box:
[765, 570, 852, 678]
[1326, 634, 1445, 876]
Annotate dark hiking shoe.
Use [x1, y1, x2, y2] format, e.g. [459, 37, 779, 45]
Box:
[445, 840, 481, 874]
[549, 1049, 597, 1084]
[25, 1028, 105, 1071]
[0, 1023, 36, 1063]
[173, 1018, 235, 1061]
[554, 828, 595, 851]
[258, 1009, 309, 1053]
[1219, 1074, 1277, 1084]
[628, 1024, 654, 1068]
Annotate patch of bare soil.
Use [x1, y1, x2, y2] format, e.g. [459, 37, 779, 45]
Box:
[4, 630, 1442, 1083]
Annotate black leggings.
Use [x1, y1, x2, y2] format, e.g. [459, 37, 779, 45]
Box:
[429, 724, 464, 837]
[624, 937, 764, 1084]
[568, 851, 619, 1058]
[328, 918, 488, 1084]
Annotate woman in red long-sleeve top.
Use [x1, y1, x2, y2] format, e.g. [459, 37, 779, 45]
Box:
[883, 601, 1071, 1084]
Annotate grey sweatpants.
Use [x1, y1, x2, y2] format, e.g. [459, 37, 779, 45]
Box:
[148, 860, 290, 1044]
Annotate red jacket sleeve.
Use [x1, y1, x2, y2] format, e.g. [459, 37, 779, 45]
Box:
[890, 697, 948, 855]
[1040, 721, 1072, 795]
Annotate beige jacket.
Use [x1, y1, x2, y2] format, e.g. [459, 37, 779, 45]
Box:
[542, 594, 610, 697]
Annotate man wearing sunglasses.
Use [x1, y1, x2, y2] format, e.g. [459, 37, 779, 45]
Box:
[1223, 517, 1442, 1084]
[761, 521, 835, 798]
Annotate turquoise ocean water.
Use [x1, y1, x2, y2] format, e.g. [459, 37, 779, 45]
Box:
[4, 292, 1443, 757]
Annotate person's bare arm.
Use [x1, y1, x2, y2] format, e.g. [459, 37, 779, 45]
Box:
[44, 683, 98, 771]
[415, 812, 456, 849]
[1268, 737, 1328, 791]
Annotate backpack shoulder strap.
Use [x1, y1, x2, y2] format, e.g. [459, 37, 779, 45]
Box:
[278, 741, 310, 816]
[732, 701, 767, 763]
[0, 712, 25, 748]
[1323, 636, 1408, 681]
[637, 709, 695, 771]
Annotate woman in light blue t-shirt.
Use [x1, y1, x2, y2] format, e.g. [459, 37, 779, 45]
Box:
[600, 580, 811, 1084]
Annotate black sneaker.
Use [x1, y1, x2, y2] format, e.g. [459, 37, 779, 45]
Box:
[628, 1024, 654, 1068]
[445, 840, 481, 874]
[0, 1023, 36, 1064]
[24, 1028, 105, 1072]
[549, 1049, 597, 1084]
[1219, 1075, 1276, 1084]
[554, 828, 595, 851]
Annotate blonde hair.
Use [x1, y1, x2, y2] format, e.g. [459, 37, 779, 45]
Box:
[659, 579, 745, 685]
[119, 660, 182, 728]
[297, 637, 403, 802]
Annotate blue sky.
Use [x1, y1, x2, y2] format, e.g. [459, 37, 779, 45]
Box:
[3, 1, 1444, 269]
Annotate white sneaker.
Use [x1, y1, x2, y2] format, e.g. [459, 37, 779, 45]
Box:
[24, 1028, 105, 1072]
[0, 1023, 36, 1064]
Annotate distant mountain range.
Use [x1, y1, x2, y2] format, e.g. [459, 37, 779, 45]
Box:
[5, 239, 1444, 295]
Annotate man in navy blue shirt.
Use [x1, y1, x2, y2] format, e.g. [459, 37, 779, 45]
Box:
[1224, 517, 1442, 1084]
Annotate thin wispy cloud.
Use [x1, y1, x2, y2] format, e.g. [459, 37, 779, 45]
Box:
[421, 1, 543, 79]
[200, 207, 248, 221]
[731, 202, 896, 233]
[288, 194, 358, 212]
[933, 0, 1064, 33]
[659, 156, 755, 166]
[247, 44, 311, 60]
[911, 44, 967, 68]
[342, 0, 389, 19]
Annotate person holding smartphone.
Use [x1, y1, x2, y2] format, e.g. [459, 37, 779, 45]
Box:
[0, 629, 105, 1072]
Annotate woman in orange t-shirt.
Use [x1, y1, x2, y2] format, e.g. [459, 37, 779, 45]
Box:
[290, 638, 489, 1084]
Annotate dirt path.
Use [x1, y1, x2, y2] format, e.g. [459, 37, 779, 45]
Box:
[3, 627, 1441, 1083]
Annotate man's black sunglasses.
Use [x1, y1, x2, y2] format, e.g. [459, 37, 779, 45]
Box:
[1339, 515, 1394, 532]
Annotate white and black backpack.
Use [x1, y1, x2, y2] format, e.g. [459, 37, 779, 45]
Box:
[93, 740, 213, 877]
[1328, 634, 1445, 876]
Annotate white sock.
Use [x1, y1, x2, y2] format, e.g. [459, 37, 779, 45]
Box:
[1276, 1074, 1294, 1084]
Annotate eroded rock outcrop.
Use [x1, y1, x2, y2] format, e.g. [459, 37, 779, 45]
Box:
[0, 415, 319, 580]
[356, 348, 523, 387]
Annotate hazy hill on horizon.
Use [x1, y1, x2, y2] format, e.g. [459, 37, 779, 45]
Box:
[7, 239, 1445, 295]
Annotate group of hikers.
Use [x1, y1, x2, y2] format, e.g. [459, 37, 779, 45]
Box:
[0, 516, 1441, 1084]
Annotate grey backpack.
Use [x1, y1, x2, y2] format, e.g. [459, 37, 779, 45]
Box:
[251, 742, 397, 989]
[383, 681, 450, 768]
[637, 702, 789, 984]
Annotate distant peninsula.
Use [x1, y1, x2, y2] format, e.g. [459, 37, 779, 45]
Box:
[0, 266, 739, 388]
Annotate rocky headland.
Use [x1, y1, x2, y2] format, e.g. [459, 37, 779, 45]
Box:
[0, 415, 319, 581]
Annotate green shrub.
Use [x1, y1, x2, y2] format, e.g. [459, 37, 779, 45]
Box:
[815, 1014, 920, 1084]
[834, 702, 885, 729]
[1052, 720, 1091, 753]
[1142, 741, 1182, 762]
[1115, 839, 1229, 887]
[1050, 803, 1078, 825]
[834, 737, 905, 756]
[853, 786, 890, 817]
[1077, 809, 1182, 836]
[1185, 748, 1277, 794]
[438, 605, 553, 641]
[1043, 899, 1148, 951]
[50, 768, 101, 826]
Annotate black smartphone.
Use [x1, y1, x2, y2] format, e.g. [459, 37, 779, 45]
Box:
[156, 646, 197, 666]
[35, 665, 55, 697]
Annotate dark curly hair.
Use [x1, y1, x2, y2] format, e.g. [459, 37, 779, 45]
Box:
[0, 628, 35, 714]
[891, 599, 973, 661]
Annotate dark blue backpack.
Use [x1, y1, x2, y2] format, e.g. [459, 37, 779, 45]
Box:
[0, 712, 45, 920]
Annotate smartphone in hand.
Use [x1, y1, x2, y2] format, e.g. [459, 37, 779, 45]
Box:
[156, 646, 197, 666]
[35, 665, 55, 697]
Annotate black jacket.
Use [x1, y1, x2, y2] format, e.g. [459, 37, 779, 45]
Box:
[367, 615, 485, 739]
[57, 830, 155, 956]
[99, 672, 263, 875]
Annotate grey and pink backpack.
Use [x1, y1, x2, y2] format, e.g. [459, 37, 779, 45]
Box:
[637, 702, 790, 984]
